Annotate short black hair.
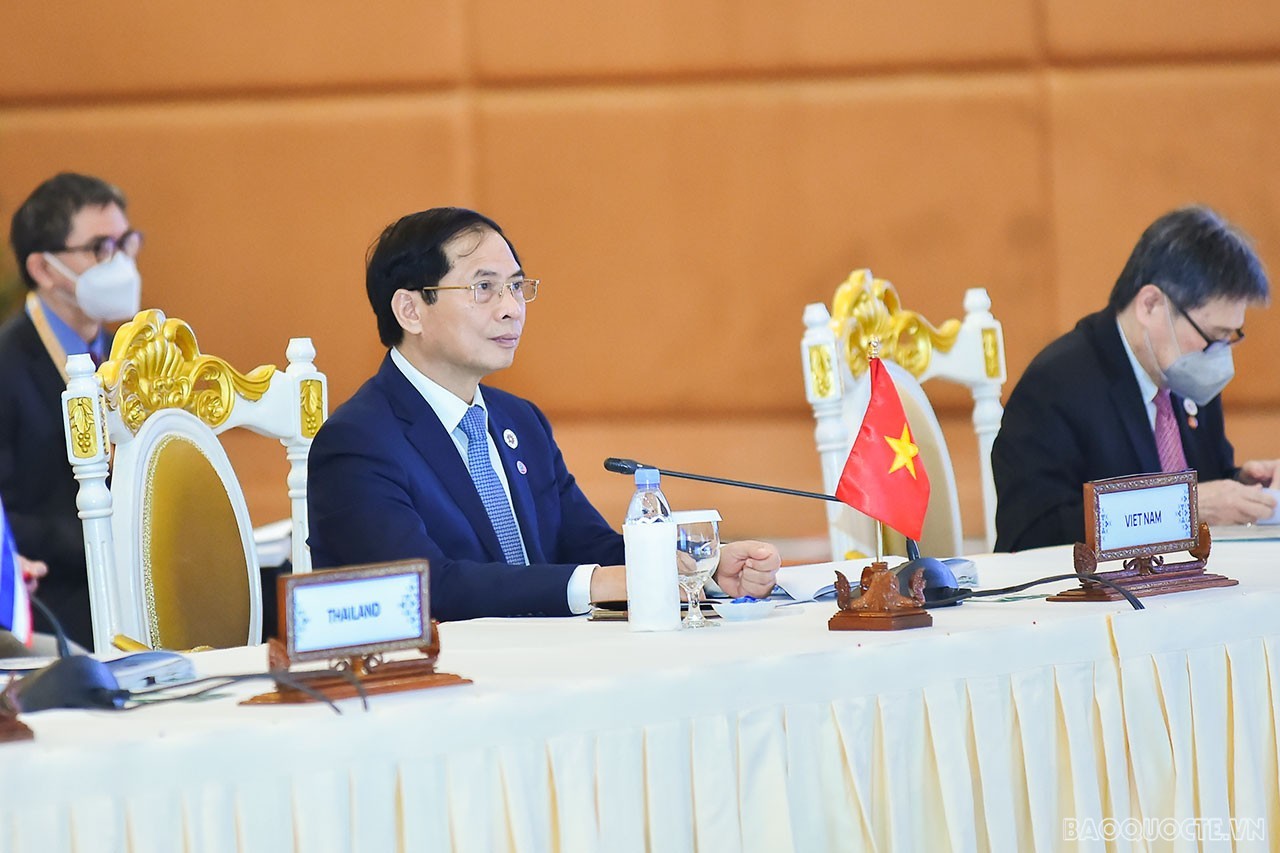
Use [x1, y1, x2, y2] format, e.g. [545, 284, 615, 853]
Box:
[9, 172, 128, 290]
[365, 207, 519, 347]
[1108, 205, 1269, 312]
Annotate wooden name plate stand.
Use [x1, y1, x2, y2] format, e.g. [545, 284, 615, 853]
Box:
[0, 683, 34, 743]
[1049, 522, 1236, 602]
[244, 627, 470, 706]
[244, 560, 469, 706]
[829, 561, 933, 631]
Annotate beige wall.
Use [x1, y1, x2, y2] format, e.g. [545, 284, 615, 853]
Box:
[3, 3, 1279, 550]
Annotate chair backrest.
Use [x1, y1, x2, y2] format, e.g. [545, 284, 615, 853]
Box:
[801, 270, 1006, 559]
[61, 310, 327, 652]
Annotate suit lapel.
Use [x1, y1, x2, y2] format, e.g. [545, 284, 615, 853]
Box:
[376, 356, 508, 562]
[485, 395, 545, 563]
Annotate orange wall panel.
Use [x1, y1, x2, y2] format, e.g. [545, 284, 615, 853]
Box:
[1048, 65, 1280, 407]
[472, 0, 1037, 80]
[476, 76, 1050, 418]
[1044, 0, 1280, 60]
[2, 3, 1280, 547]
[0, 2, 467, 100]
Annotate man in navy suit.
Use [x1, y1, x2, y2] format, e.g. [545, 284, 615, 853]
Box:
[993, 206, 1278, 551]
[308, 208, 780, 620]
[1, 173, 143, 645]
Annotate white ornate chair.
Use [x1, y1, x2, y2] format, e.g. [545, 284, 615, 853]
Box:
[801, 270, 1006, 559]
[60, 310, 327, 652]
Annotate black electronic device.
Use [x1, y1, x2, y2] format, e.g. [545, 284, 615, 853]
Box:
[10, 597, 123, 713]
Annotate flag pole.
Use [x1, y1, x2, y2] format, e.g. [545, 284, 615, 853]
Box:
[868, 335, 884, 564]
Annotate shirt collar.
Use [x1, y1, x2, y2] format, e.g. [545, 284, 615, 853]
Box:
[1117, 317, 1159, 405]
[389, 346, 487, 435]
[27, 295, 107, 359]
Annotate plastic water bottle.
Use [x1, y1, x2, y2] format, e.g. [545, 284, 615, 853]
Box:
[623, 468, 680, 631]
[625, 466, 672, 523]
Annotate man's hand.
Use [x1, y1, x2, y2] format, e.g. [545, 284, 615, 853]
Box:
[18, 555, 48, 596]
[712, 540, 780, 599]
[589, 565, 629, 604]
[1237, 459, 1280, 488]
[1197, 479, 1277, 526]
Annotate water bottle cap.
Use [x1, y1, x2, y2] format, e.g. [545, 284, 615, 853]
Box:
[633, 466, 660, 487]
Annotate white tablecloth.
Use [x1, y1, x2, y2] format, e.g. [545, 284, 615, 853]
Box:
[3, 542, 1279, 852]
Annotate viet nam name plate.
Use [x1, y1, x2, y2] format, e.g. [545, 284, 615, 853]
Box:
[1050, 470, 1236, 602]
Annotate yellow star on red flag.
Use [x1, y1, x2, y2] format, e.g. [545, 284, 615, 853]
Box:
[883, 424, 920, 478]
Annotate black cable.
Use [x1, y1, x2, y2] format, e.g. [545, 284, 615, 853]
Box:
[107, 668, 360, 714]
[331, 663, 370, 711]
[27, 594, 71, 658]
[923, 572, 1145, 611]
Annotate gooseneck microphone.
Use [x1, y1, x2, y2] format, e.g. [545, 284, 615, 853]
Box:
[602, 456, 946, 600]
[603, 457, 843, 503]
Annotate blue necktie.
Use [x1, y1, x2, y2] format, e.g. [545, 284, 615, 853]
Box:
[458, 406, 526, 565]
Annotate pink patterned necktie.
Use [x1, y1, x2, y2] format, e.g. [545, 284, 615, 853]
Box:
[1154, 388, 1188, 472]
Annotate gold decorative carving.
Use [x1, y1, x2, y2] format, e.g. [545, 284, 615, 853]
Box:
[300, 379, 324, 439]
[807, 345, 836, 400]
[981, 327, 1001, 379]
[67, 396, 100, 459]
[99, 310, 275, 434]
[829, 269, 960, 378]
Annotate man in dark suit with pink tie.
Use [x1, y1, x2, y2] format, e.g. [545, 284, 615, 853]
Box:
[993, 206, 1278, 552]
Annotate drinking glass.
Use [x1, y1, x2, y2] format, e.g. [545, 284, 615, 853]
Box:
[672, 510, 721, 629]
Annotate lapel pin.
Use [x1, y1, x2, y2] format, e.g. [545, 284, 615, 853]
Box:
[1183, 398, 1198, 429]
[503, 429, 518, 449]
[516, 460, 527, 475]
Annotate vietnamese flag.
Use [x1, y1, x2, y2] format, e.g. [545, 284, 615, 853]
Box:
[834, 357, 931, 541]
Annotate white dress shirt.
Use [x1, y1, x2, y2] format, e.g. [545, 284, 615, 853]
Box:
[1116, 319, 1161, 431]
[390, 347, 596, 613]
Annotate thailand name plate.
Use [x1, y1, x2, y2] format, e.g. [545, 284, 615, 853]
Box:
[1085, 470, 1198, 562]
[280, 560, 430, 662]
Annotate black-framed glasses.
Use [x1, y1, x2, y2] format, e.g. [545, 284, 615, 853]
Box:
[1167, 296, 1245, 351]
[54, 229, 144, 264]
[420, 278, 540, 305]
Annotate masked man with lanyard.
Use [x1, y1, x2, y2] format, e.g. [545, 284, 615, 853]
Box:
[993, 205, 1278, 552]
[0, 172, 143, 646]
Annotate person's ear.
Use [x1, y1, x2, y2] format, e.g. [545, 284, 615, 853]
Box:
[25, 252, 63, 292]
[1132, 283, 1166, 326]
[392, 289, 425, 337]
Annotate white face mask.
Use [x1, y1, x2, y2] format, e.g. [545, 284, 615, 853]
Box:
[43, 251, 142, 322]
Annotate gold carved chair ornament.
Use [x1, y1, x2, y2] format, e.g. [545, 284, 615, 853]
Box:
[801, 270, 1006, 559]
[60, 310, 327, 653]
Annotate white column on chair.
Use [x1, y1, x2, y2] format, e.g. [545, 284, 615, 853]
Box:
[802, 303, 855, 562]
[61, 354, 118, 653]
[961, 288, 1006, 552]
[284, 338, 325, 573]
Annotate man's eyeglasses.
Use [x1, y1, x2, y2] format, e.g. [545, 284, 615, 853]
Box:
[1168, 296, 1245, 351]
[420, 278, 540, 305]
[54, 230, 144, 264]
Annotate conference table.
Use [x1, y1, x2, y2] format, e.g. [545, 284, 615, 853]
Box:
[3, 538, 1279, 852]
